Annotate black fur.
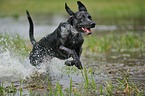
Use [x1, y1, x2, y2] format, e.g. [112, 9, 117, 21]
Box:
[26, 1, 95, 69]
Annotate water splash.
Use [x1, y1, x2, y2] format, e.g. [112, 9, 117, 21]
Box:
[0, 33, 107, 96]
[0, 48, 33, 79]
[0, 34, 70, 82]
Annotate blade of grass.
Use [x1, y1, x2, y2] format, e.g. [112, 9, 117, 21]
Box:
[70, 77, 72, 96]
[84, 68, 88, 89]
[19, 74, 22, 96]
[81, 68, 85, 81]
[47, 76, 52, 95]
[56, 82, 63, 96]
[100, 84, 103, 95]
[130, 77, 139, 93]
[90, 69, 96, 89]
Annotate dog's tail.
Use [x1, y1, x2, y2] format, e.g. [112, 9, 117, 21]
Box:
[26, 10, 36, 45]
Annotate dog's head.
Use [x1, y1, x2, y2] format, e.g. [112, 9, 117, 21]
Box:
[65, 1, 96, 35]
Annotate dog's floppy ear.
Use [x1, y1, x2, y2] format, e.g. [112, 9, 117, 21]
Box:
[65, 3, 75, 16]
[77, 1, 87, 12]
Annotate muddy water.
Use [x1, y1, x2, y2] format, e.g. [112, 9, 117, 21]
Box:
[83, 51, 145, 82]
[0, 15, 145, 95]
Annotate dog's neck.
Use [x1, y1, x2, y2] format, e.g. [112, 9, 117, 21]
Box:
[60, 21, 80, 38]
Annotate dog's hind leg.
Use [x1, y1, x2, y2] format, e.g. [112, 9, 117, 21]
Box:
[29, 46, 46, 66]
[29, 52, 43, 66]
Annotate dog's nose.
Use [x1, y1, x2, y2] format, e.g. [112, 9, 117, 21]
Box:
[91, 22, 96, 28]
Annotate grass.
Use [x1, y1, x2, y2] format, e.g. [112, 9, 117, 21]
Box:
[104, 70, 145, 96]
[0, 68, 144, 96]
[0, 0, 145, 25]
[0, 33, 30, 57]
[0, 80, 4, 95]
[83, 31, 145, 55]
[47, 76, 52, 95]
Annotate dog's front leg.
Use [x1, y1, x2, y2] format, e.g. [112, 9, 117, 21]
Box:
[65, 47, 82, 67]
[59, 46, 83, 69]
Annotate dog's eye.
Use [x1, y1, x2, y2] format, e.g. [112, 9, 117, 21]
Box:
[88, 16, 92, 20]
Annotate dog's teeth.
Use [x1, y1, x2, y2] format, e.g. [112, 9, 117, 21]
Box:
[81, 27, 92, 35]
[81, 27, 85, 30]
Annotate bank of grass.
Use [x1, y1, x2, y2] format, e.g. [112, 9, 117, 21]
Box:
[0, 0, 145, 25]
[1, 31, 144, 57]
[83, 31, 145, 55]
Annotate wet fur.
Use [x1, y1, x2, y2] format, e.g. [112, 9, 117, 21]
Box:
[26, 1, 95, 69]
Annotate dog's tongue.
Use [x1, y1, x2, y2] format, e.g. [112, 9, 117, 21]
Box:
[82, 27, 92, 35]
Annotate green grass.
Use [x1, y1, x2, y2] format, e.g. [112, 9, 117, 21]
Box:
[0, 80, 4, 95]
[0, 68, 144, 96]
[105, 70, 145, 96]
[0, 0, 145, 25]
[83, 31, 145, 54]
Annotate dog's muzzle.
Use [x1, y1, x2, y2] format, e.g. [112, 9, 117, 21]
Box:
[81, 22, 96, 35]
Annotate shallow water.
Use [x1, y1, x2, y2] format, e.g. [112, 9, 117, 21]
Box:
[83, 51, 145, 81]
[0, 15, 145, 95]
[0, 16, 136, 38]
[0, 46, 107, 95]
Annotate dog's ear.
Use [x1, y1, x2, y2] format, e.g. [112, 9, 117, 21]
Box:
[65, 3, 75, 16]
[77, 1, 87, 12]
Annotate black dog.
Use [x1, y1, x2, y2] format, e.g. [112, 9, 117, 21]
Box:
[26, 1, 95, 69]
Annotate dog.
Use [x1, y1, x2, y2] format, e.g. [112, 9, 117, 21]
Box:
[26, 1, 95, 69]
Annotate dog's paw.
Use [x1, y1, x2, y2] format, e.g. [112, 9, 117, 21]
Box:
[65, 60, 75, 66]
[74, 63, 83, 70]
[65, 60, 83, 69]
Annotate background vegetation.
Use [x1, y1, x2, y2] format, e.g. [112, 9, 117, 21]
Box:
[0, 0, 145, 25]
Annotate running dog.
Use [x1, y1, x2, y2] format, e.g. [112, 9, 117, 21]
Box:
[26, 1, 95, 69]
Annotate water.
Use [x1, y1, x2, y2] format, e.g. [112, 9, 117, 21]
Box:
[0, 15, 145, 95]
[0, 44, 87, 95]
[0, 15, 133, 38]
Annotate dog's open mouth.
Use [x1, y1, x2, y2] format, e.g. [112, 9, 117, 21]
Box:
[81, 27, 92, 35]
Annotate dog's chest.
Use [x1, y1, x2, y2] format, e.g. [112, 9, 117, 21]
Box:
[60, 22, 84, 48]
[71, 33, 84, 44]
[65, 33, 84, 49]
